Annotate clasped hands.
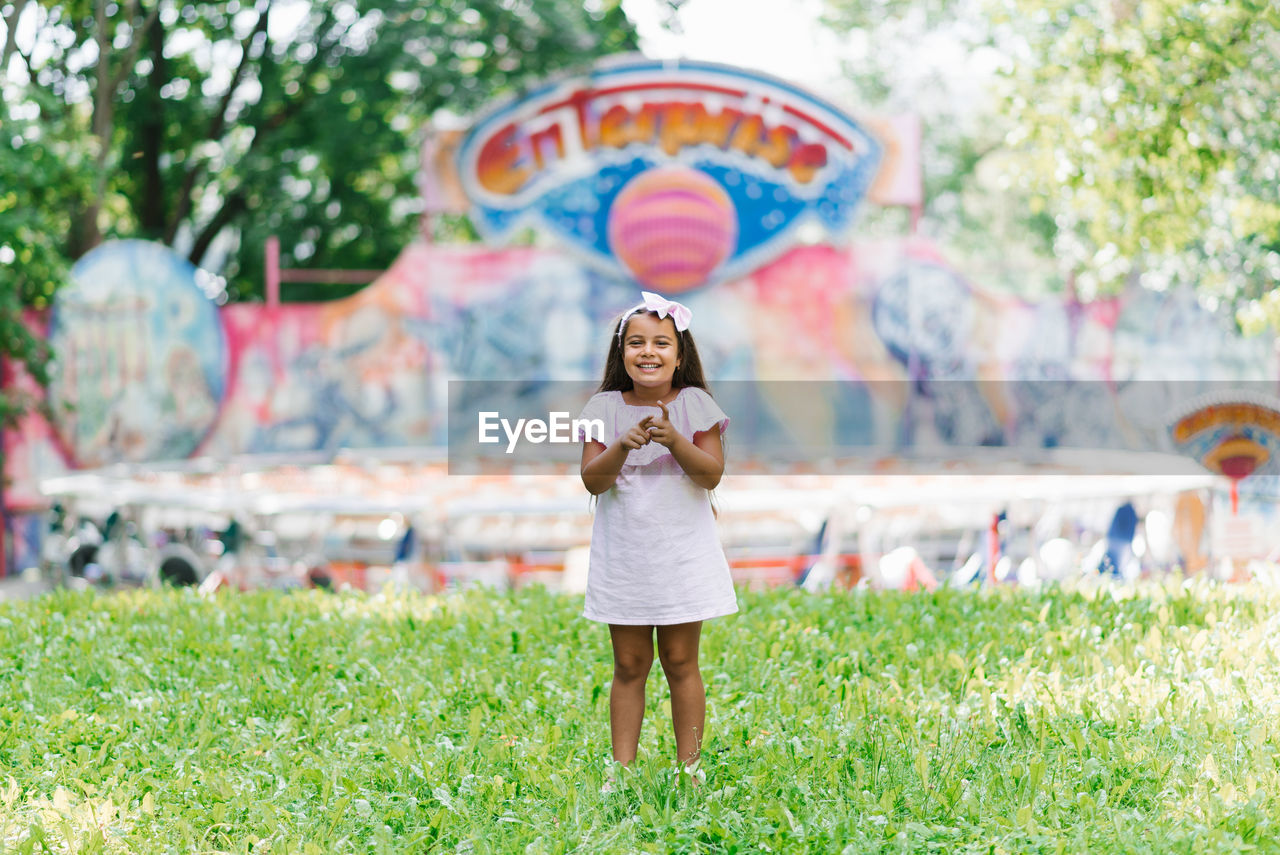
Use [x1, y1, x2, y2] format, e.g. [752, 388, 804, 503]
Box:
[621, 400, 677, 451]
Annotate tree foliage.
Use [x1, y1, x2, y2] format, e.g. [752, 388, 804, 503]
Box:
[0, 85, 96, 427]
[998, 0, 1280, 316]
[822, 0, 1280, 321]
[819, 0, 1063, 298]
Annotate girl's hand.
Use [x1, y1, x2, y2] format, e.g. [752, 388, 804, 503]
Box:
[620, 415, 654, 450]
[646, 401, 678, 448]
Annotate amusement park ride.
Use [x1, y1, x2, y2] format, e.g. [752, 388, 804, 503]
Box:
[4, 57, 1278, 590]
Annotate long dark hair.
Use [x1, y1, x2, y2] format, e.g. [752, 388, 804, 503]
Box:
[597, 310, 711, 394]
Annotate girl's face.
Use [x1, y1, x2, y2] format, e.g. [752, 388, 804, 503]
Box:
[621, 313, 681, 392]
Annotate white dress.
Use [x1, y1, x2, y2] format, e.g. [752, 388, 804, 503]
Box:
[575, 386, 738, 625]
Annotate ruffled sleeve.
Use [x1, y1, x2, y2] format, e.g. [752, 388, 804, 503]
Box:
[574, 392, 614, 443]
[676, 387, 729, 437]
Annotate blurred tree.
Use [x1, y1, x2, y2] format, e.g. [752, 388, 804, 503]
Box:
[0, 0, 638, 310]
[998, 0, 1280, 320]
[821, 0, 1280, 323]
[819, 0, 1063, 299]
[0, 85, 96, 427]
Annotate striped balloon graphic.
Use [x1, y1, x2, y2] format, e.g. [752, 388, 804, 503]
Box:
[607, 166, 738, 293]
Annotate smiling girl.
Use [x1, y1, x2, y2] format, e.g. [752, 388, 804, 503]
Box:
[575, 291, 736, 788]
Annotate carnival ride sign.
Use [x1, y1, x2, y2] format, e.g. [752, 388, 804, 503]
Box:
[453, 56, 883, 292]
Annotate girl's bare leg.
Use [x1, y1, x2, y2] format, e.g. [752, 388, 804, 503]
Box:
[608, 624, 655, 765]
[656, 621, 704, 766]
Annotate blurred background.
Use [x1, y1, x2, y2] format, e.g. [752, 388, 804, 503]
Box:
[3, 0, 1278, 596]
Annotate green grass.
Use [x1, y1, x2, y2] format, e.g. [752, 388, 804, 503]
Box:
[2, 579, 1280, 853]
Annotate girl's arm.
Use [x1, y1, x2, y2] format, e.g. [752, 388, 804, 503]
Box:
[647, 401, 723, 490]
[667, 426, 724, 490]
[580, 417, 653, 495]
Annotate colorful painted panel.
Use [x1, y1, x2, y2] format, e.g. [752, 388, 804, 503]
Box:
[46, 240, 229, 467]
[5, 239, 1280, 507]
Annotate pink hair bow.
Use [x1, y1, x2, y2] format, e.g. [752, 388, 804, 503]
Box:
[619, 291, 692, 340]
[640, 291, 692, 331]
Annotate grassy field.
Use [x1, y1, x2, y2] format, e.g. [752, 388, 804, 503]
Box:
[1, 580, 1279, 853]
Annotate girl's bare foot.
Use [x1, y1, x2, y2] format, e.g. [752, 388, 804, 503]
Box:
[679, 758, 705, 789]
[602, 760, 624, 794]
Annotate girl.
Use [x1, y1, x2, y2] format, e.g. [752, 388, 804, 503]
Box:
[575, 291, 737, 785]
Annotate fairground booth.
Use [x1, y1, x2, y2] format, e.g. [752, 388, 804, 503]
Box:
[4, 57, 1278, 591]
